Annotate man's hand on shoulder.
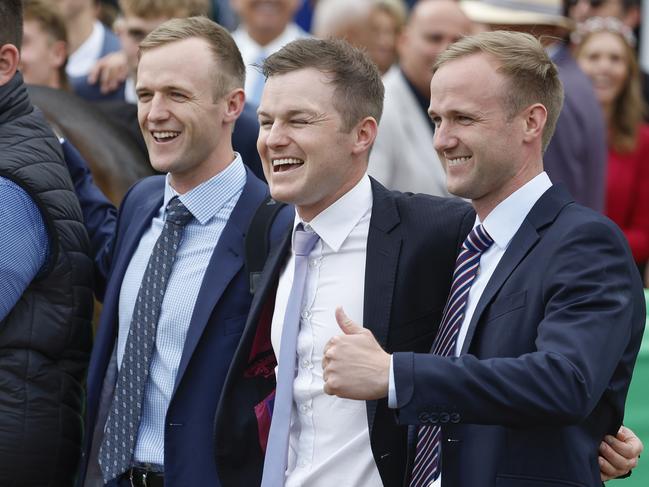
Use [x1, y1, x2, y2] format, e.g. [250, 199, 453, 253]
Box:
[322, 307, 390, 400]
[600, 425, 643, 481]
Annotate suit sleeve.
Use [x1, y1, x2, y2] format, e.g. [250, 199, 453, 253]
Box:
[393, 219, 643, 427]
[61, 140, 117, 298]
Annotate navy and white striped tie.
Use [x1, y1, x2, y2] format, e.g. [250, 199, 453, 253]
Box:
[410, 224, 494, 487]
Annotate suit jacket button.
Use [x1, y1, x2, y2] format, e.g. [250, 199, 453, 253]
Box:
[440, 412, 450, 424]
[430, 413, 439, 424]
[418, 412, 430, 424]
[450, 413, 460, 424]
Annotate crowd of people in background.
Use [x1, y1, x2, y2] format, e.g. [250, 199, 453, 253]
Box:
[1, 0, 648, 486]
[15, 0, 649, 286]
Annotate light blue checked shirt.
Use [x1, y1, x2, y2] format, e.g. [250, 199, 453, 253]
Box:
[116, 155, 246, 466]
[0, 177, 49, 321]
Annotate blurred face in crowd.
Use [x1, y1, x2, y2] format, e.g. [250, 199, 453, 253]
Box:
[429, 53, 538, 218]
[576, 31, 629, 109]
[568, 0, 626, 24]
[258, 68, 369, 221]
[398, 0, 472, 96]
[137, 38, 238, 192]
[369, 7, 400, 74]
[54, 0, 94, 20]
[231, 0, 300, 45]
[19, 19, 67, 88]
[121, 14, 169, 74]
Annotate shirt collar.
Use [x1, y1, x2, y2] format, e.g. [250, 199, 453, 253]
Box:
[292, 175, 373, 252]
[479, 172, 552, 250]
[163, 153, 246, 225]
[67, 21, 104, 77]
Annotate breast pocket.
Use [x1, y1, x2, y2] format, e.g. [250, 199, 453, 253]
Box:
[483, 290, 527, 323]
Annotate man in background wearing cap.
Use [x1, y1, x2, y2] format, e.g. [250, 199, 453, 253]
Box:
[461, 0, 607, 213]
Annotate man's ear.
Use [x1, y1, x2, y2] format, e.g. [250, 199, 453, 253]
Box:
[50, 40, 68, 70]
[521, 103, 547, 145]
[222, 87, 246, 124]
[351, 116, 378, 156]
[0, 44, 20, 86]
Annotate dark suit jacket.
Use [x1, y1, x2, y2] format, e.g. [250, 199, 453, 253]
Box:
[544, 44, 607, 212]
[214, 179, 474, 487]
[77, 170, 293, 487]
[393, 185, 645, 487]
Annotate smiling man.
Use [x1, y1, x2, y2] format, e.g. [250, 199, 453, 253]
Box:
[321, 31, 645, 487]
[76, 16, 291, 487]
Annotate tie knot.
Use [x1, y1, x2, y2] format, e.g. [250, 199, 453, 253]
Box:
[165, 196, 193, 226]
[463, 224, 494, 254]
[293, 225, 319, 256]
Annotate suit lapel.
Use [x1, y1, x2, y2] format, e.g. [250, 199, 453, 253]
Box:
[364, 179, 401, 432]
[172, 174, 267, 395]
[460, 185, 573, 354]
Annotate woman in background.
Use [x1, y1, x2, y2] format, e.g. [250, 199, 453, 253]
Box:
[575, 16, 649, 280]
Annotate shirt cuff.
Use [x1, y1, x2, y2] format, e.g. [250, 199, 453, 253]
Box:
[388, 354, 397, 409]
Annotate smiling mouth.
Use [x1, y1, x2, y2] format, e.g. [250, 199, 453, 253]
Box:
[446, 156, 471, 167]
[272, 157, 304, 173]
[152, 130, 181, 143]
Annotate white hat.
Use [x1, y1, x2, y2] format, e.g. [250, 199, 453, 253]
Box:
[460, 0, 575, 30]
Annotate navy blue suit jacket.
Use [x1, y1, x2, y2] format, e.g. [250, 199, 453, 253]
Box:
[393, 185, 645, 487]
[76, 169, 292, 487]
[214, 179, 474, 487]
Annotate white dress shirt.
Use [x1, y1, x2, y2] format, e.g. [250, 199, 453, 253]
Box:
[231, 23, 309, 105]
[66, 21, 105, 78]
[389, 172, 553, 487]
[271, 175, 383, 486]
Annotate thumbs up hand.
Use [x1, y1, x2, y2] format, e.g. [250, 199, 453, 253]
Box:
[322, 307, 391, 400]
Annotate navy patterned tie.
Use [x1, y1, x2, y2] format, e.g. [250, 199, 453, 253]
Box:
[410, 224, 493, 487]
[261, 225, 320, 487]
[98, 196, 193, 483]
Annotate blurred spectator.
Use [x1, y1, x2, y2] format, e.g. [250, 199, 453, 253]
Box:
[369, 0, 471, 195]
[55, 0, 124, 100]
[312, 0, 405, 74]
[461, 0, 608, 212]
[574, 17, 649, 271]
[370, 0, 406, 73]
[565, 0, 649, 115]
[20, 0, 69, 89]
[231, 0, 308, 106]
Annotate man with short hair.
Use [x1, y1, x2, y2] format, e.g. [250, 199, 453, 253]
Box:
[20, 0, 69, 89]
[0, 0, 94, 484]
[55, 0, 123, 100]
[369, 0, 472, 196]
[230, 0, 308, 106]
[77, 16, 290, 487]
[323, 30, 645, 487]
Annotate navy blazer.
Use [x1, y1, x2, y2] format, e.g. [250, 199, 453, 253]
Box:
[214, 179, 474, 487]
[393, 185, 645, 487]
[77, 170, 293, 487]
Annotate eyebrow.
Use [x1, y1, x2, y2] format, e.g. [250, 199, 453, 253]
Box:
[257, 108, 317, 118]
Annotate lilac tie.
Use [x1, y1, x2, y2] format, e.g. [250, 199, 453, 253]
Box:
[261, 225, 320, 487]
[410, 224, 493, 487]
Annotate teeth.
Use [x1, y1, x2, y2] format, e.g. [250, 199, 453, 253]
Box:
[447, 156, 470, 166]
[272, 158, 303, 167]
[153, 131, 180, 139]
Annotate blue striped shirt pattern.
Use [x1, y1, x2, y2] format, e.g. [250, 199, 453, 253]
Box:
[0, 177, 49, 321]
[116, 155, 247, 466]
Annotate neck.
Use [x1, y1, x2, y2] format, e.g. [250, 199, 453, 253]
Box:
[67, 11, 96, 54]
[602, 102, 614, 125]
[169, 149, 236, 195]
[247, 25, 286, 47]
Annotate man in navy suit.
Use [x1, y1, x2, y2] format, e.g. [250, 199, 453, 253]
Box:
[323, 31, 645, 487]
[75, 17, 291, 487]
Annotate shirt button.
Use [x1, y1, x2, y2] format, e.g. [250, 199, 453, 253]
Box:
[301, 310, 311, 320]
[299, 404, 311, 413]
[309, 258, 321, 268]
[301, 359, 312, 369]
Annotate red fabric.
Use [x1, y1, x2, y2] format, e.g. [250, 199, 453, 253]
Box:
[605, 124, 649, 263]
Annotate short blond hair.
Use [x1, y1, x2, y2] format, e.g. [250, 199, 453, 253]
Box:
[139, 16, 244, 99]
[434, 30, 564, 152]
[119, 0, 209, 20]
